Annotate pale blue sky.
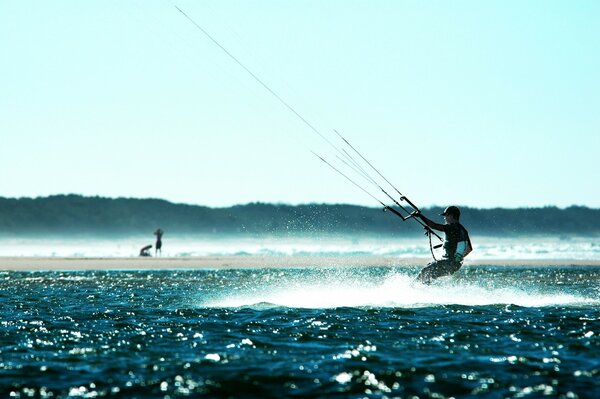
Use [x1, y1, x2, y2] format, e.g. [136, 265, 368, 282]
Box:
[1, 1, 598, 208]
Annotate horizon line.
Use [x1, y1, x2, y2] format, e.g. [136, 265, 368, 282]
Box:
[0, 193, 597, 211]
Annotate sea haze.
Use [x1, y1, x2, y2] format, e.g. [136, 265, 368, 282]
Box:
[0, 235, 598, 261]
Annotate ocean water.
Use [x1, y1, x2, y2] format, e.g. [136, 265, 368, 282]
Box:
[1, 266, 599, 398]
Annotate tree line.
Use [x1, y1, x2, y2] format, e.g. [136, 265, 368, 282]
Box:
[0, 195, 598, 237]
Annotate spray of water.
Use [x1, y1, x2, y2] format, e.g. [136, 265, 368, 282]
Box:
[200, 269, 599, 309]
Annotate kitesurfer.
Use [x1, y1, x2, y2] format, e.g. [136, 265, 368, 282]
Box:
[415, 206, 472, 284]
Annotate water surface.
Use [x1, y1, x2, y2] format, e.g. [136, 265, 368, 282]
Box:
[1, 266, 598, 398]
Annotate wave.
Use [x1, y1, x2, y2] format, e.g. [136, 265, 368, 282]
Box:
[200, 269, 600, 309]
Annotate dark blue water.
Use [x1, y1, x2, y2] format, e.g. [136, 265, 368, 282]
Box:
[1, 266, 598, 398]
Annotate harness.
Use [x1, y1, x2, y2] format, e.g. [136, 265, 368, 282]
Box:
[426, 223, 472, 263]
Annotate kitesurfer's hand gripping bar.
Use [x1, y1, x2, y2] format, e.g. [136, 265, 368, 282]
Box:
[383, 205, 444, 246]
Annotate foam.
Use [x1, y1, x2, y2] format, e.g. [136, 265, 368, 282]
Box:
[202, 271, 599, 309]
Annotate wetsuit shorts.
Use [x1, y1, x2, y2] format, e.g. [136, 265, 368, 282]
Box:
[416, 259, 462, 284]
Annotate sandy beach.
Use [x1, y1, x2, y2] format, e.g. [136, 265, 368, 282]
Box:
[1, 256, 599, 271]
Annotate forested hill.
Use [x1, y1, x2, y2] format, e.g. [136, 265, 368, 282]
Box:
[0, 195, 598, 237]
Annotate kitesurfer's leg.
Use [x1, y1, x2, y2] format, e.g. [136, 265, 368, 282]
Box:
[416, 262, 436, 285]
[416, 259, 462, 284]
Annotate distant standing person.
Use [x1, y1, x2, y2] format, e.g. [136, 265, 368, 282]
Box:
[154, 228, 164, 256]
[415, 206, 472, 284]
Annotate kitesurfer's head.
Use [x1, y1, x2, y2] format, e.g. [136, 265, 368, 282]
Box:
[441, 206, 460, 222]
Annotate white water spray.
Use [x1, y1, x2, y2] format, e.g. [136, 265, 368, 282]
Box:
[202, 271, 599, 309]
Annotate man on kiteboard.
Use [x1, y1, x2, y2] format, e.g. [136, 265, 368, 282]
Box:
[415, 206, 472, 284]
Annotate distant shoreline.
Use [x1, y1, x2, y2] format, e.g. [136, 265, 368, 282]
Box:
[1, 256, 599, 271]
[2, 195, 599, 237]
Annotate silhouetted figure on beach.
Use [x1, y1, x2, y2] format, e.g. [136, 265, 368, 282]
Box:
[415, 206, 472, 284]
[154, 228, 164, 256]
[139, 244, 152, 257]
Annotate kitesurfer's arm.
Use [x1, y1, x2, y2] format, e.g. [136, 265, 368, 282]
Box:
[416, 213, 445, 232]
